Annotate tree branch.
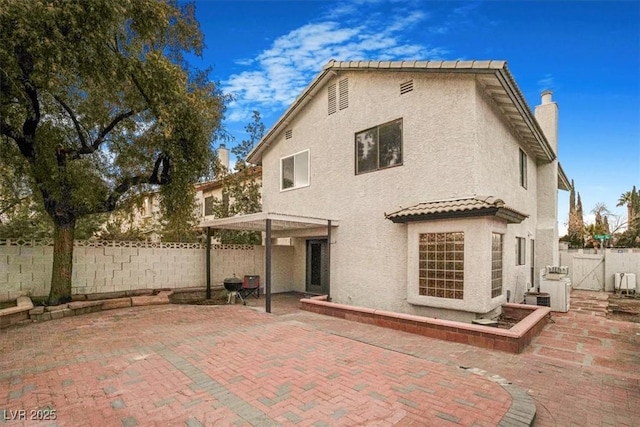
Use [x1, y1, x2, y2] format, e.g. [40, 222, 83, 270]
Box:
[96, 154, 172, 214]
[53, 95, 88, 150]
[16, 47, 40, 140]
[130, 73, 153, 106]
[85, 109, 137, 153]
[0, 120, 33, 159]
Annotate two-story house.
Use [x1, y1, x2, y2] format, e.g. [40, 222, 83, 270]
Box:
[208, 60, 570, 321]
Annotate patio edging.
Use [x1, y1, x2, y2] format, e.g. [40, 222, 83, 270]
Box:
[300, 297, 550, 354]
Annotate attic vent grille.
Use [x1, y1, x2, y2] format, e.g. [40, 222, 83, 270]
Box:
[400, 80, 414, 95]
[285, 129, 293, 139]
[338, 78, 348, 110]
[328, 83, 337, 115]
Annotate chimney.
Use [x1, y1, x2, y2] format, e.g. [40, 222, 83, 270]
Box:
[218, 144, 229, 172]
[534, 89, 560, 273]
[534, 90, 558, 155]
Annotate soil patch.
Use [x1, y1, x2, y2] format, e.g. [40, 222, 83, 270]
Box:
[191, 298, 229, 306]
[496, 315, 519, 329]
[608, 293, 640, 323]
[0, 300, 17, 310]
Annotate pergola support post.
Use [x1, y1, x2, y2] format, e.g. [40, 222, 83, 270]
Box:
[327, 220, 331, 300]
[206, 227, 212, 299]
[265, 219, 272, 313]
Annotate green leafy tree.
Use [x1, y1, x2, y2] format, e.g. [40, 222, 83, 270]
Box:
[617, 186, 640, 230]
[0, 0, 222, 304]
[566, 181, 584, 248]
[210, 111, 264, 244]
[615, 186, 640, 247]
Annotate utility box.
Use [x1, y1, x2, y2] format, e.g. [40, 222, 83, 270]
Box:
[525, 292, 551, 308]
[614, 273, 637, 293]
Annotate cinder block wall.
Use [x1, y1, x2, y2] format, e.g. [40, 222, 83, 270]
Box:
[0, 240, 295, 301]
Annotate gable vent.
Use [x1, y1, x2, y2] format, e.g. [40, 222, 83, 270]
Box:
[400, 80, 414, 95]
[328, 83, 337, 115]
[285, 129, 293, 139]
[338, 78, 349, 110]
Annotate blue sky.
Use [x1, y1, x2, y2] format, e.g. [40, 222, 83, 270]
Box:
[188, 0, 639, 233]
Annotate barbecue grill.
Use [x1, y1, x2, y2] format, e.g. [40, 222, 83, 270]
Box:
[224, 274, 245, 305]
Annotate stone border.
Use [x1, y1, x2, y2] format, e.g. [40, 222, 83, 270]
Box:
[462, 367, 536, 426]
[0, 291, 173, 326]
[300, 298, 550, 354]
[0, 296, 34, 328]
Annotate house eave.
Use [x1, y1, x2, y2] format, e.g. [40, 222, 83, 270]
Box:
[557, 162, 571, 191]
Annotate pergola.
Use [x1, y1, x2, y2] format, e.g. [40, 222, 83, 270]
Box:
[199, 212, 339, 313]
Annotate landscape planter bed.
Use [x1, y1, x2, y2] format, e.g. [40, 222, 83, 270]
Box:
[300, 296, 550, 354]
[0, 296, 33, 329]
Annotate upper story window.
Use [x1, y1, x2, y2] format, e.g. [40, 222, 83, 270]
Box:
[204, 196, 214, 216]
[519, 148, 527, 189]
[281, 149, 309, 191]
[355, 118, 403, 175]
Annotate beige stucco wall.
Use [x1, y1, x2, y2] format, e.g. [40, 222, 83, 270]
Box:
[473, 85, 540, 298]
[258, 71, 557, 319]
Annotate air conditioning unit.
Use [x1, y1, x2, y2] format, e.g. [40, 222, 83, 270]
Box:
[525, 292, 551, 307]
[614, 273, 637, 293]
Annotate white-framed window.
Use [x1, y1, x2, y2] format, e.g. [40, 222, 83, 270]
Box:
[519, 148, 527, 189]
[355, 118, 403, 174]
[516, 237, 526, 266]
[281, 149, 310, 191]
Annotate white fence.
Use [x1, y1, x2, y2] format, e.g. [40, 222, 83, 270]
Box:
[0, 239, 295, 301]
[559, 248, 640, 291]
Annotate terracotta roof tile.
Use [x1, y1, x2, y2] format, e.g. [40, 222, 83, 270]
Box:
[385, 196, 528, 224]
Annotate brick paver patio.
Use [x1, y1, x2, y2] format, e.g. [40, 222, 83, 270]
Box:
[1, 290, 638, 426]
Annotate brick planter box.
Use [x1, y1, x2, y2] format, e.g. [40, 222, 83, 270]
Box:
[300, 298, 550, 354]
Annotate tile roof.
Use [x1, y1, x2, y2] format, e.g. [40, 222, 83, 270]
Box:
[385, 196, 528, 224]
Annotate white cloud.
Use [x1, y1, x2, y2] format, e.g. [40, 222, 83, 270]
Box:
[222, 1, 449, 123]
[537, 74, 555, 90]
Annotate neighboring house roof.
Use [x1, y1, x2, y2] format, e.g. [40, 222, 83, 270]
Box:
[385, 196, 528, 224]
[195, 166, 262, 194]
[247, 59, 558, 165]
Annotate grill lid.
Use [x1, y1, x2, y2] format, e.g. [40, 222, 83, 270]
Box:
[224, 274, 242, 284]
